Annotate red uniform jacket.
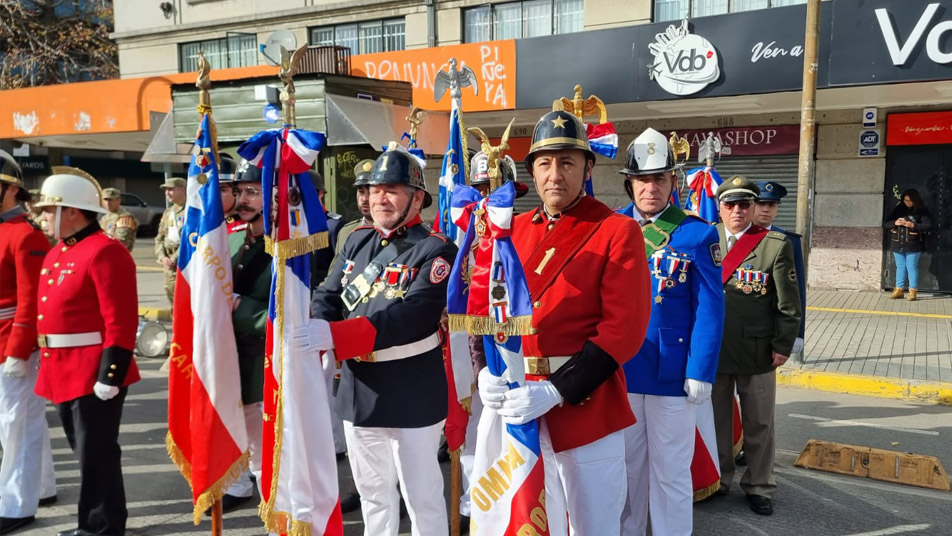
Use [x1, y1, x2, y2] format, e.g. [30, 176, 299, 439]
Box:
[0, 212, 51, 361]
[513, 196, 651, 452]
[35, 226, 140, 404]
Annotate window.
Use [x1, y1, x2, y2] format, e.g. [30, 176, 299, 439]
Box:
[655, 0, 805, 22]
[463, 0, 584, 43]
[309, 19, 405, 54]
[178, 33, 257, 73]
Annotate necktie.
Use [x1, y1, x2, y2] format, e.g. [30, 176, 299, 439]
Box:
[728, 235, 737, 251]
[639, 218, 651, 227]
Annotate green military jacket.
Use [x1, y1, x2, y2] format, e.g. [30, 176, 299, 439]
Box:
[154, 203, 185, 263]
[101, 207, 137, 251]
[229, 228, 271, 404]
[716, 224, 803, 375]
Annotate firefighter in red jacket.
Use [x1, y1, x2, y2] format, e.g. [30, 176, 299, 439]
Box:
[33, 167, 140, 536]
[478, 110, 651, 535]
[0, 151, 57, 535]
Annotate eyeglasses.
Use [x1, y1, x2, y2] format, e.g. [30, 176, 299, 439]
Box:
[722, 201, 752, 210]
[237, 186, 261, 198]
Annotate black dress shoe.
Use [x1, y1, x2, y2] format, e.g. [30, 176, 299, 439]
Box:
[340, 491, 361, 513]
[747, 494, 773, 515]
[39, 494, 58, 506]
[460, 514, 471, 535]
[437, 440, 450, 463]
[0, 516, 34, 535]
[715, 484, 730, 496]
[336, 451, 347, 462]
[735, 451, 747, 466]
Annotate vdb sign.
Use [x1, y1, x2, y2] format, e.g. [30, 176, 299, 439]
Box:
[648, 20, 720, 96]
[876, 3, 952, 65]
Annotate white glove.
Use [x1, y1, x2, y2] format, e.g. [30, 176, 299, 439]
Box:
[498, 381, 563, 425]
[3, 357, 29, 378]
[684, 378, 712, 405]
[477, 366, 509, 411]
[792, 337, 805, 354]
[293, 319, 334, 352]
[93, 382, 120, 401]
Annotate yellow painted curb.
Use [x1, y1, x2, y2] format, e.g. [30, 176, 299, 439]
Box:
[777, 368, 952, 406]
[136, 265, 165, 273]
[138, 306, 172, 322]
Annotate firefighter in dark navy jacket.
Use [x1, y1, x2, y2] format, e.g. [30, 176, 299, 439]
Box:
[305, 142, 457, 536]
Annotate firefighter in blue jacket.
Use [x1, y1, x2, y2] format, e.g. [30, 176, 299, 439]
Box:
[617, 128, 725, 536]
[753, 181, 806, 354]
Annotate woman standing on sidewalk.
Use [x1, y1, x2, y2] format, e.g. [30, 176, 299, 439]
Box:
[885, 188, 932, 301]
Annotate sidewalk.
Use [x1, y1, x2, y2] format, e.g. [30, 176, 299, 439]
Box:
[781, 289, 952, 405]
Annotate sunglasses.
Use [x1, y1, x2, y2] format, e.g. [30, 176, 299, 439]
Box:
[236, 186, 262, 198]
[722, 201, 752, 210]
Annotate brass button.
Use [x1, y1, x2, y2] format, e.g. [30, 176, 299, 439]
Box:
[381, 239, 389, 246]
[53, 262, 60, 268]
[110, 364, 117, 370]
[107, 372, 114, 378]
[237, 264, 244, 270]
[37, 314, 43, 320]
[362, 297, 369, 303]
[533, 301, 542, 308]
[47, 279, 54, 285]
[243, 244, 250, 251]
[61, 246, 67, 252]
[547, 224, 554, 231]
[41, 296, 47, 302]
[42, 352, 49, 358]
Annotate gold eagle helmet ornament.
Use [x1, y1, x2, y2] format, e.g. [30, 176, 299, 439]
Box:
[467, 118, 515, 191]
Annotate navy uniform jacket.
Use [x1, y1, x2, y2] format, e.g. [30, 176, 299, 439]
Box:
[229, 228, 271, 404]
[311, 210, 344, 288]
[619, 204, 725, 396]
[310, 215, 457, 428]
[772, 225, 806, 338]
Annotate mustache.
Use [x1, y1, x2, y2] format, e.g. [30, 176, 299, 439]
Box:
[236, 204, 258, 212]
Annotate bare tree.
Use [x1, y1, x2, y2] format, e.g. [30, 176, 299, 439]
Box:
[0, 0, 118, 89]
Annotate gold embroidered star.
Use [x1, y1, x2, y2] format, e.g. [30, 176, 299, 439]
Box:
[551, 115, 568, 130]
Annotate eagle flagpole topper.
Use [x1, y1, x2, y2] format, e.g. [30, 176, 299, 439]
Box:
[552, 84, 619, 196]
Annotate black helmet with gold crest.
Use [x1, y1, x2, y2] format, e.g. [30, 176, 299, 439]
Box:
[0, 149, 29, 202]
[524, 110, 595, 172]
[369, 142, 431, 208]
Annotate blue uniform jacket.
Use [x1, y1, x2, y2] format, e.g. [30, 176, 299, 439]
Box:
[618, 204, 725, 396]
[773, 225, 806, 338]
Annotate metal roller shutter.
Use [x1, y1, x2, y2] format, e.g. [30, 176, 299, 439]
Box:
[706, 155, 801, 230]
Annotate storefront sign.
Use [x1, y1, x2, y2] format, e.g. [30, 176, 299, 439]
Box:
[858, 129, 882, 157]
[887, 111, 952, 146]
[648, 20, 720, 96]
[666, 125, 800, 157]
[352, 41, 516, 112]
[876, 3, 952, 66]
[13, 156, 49, 176]
[863, 108, 878, 128]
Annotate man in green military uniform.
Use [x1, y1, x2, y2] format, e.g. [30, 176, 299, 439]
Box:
[220, 161, 271, 512]
[154, 177, 186, 306]
[333, 159, 375, 259]
[100, 188, 137, 251]
[711, 176, 801, 516]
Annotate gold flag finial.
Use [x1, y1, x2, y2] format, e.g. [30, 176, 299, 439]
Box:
[553, 84, 608, 124]
[406, 107, 424, 144]
[279, 46, 307, 128]
[467, 118, 515, 191]
[194, 51, 220, 170]
[669, 131, 691, 168]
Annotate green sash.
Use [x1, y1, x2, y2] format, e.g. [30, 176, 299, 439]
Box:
[642, 206, 688, 257]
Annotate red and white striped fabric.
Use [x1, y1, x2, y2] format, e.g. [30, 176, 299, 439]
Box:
[691, 399, 721, 501]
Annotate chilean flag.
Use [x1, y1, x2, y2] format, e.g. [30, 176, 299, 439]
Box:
[447, 183, 547, 535]
[168, 113, 249, 524]
[238, 128, 343, 536]
[435, 98, 467, 240]
[684, 166, 723, 223]
[584, 121, 619, 197]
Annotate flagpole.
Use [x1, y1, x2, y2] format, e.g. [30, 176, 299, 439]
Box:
[450, 449, 462, 536]
[210, 500, 223, 536]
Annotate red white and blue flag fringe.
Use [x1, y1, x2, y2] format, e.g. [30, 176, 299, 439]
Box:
[238, 128, 343, 536]
[684, 166, 723, 223]
[168, 113, 249, 524]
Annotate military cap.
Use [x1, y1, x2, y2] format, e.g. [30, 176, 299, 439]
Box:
[102, 187, 121, 200]
[353, 159, 375, 187]
[159, 177, 186, 189]
[755, 181, 788, 203]
[369, 142, 431, 208]
[524, 110, 595, 172]
[0, 149, 30, 202]
[219, 156, 237, 184]
[716, 175, 761, 203]
[235, 159, 261, 184]
[619, 128, 676, 176]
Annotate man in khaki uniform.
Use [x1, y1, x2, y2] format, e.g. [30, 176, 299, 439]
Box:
[100, 188, 137, 251]
[711, 176, 801, 517]
[154, 177, 186, 306]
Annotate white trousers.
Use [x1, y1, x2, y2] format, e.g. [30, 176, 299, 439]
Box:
[226, 402, 263, 498]
[459, 393, 483, 517]
[621, 393, 696, 536]
[0, 352, 56, 517]
[540, 421, 627, 536]
[322, 351, 346, 454]
[343, 420, 448, 536]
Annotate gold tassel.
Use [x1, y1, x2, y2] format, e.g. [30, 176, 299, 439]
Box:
[693, 480, 721, 502]
[191, 451, 251, 525]
[289, 519, 315, 536]
[733, 431, 744, 458]
[447, 314, 534, 336]
[265, 232, 329, 258]
[166, 432, 193, 486]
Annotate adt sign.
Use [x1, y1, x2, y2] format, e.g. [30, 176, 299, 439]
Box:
[859, 129, 881, 157]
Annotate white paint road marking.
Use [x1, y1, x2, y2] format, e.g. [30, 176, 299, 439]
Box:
[844, 525, 932, 536]
[787, 413, 940, 436]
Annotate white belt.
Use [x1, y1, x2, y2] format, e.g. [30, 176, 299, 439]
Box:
[38, 332, 102, 349]
[525, 355, 571, 376]
[355, 332, 441, 363]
